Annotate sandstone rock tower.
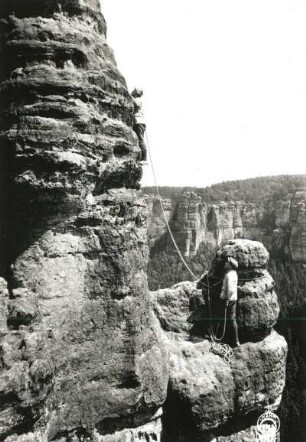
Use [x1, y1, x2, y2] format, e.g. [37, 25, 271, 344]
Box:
[151, 239, 287, 442]
[0, 1, 168, 440]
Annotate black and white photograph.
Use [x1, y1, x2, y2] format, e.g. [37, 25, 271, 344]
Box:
[0, 0, 305, 441]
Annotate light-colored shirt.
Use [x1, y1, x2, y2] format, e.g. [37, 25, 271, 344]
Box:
[133, 96, 145, 125]
[220, 270, 238, 301]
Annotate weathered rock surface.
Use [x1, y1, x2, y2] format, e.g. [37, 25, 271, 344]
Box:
[290, 188, 306, 261]
[214, 239, 270, 269]
[0, 1, 168, 440]
[151, 281, 203, 337]
[145, 195, 173, 250]
[161, 332, 286, 442]
[151, 240, 287, 441]
[4, 408, 163, 442]
[236, 271, 279, 340]
[171, 192, 206, 258]
[0, 278, 9, 332]
[93, 408, 163, 442]
[0, 0, 143, 278]
[1, 193, 169, 441]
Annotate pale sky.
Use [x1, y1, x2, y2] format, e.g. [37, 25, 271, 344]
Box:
[102, 0, 306, 187]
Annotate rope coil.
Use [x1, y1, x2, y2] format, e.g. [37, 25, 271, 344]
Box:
[206, 272, 233, 363]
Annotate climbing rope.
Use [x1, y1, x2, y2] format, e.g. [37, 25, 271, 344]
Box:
[143, 126, 275, 363]
[145, 131, 199, 281]
[144, 128, 235, 362]
[205, 273, 227, 342]
[205, 272, 234, 363]
[144, 126, 270, 287]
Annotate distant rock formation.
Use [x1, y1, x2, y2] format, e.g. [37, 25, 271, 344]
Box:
[172, 192, 206, 257]
[145, 195, 173, 249]
[151, 240, 287, 441]
[290, 188, 306, 261]
[146, 190, 306, 262]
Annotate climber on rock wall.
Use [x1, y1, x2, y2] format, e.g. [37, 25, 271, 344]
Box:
[220, 257, 240, 347]
[131, 88, 147, 163]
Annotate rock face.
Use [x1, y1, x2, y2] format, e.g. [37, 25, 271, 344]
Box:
[290, 188, 306, 261]
[145, 195, 173, 249]
[0, 278, 9, 333]
[171, 192, 206, 258]
[151, 240, 287, 442]
[0, 2, 168, 440]
[147, 190, 306, 262]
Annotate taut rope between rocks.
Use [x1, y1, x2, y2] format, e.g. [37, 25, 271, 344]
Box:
[145, 130, 232, 363]
[144, 130, 270, 286]
[206, 274, 228, 342]
[145, 131, 199, 281]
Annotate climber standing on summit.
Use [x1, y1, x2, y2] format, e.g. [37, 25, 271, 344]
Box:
[221, 257, 240, 347]
[131, 88, 147, 163]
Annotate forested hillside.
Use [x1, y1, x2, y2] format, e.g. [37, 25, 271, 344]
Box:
[143, 173, 306, 204]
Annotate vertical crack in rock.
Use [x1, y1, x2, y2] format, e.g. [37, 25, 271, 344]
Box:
[0, 1, 169, 440]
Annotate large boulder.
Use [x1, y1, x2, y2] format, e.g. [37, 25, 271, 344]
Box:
[213, 239, 270, 270]
[151, 281, 204, 337]
[237, 271, 280, 340]
[162, 331, 286, 442]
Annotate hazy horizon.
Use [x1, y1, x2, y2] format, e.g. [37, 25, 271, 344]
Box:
[140, 172, 306, 190]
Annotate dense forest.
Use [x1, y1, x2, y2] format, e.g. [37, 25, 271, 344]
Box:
[143, 173, 306, 204]
[145, 174, 306, 442]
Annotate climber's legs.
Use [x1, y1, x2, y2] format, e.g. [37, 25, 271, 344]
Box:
[227, 301, 240, 347]
[134, 123, 147, 161]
